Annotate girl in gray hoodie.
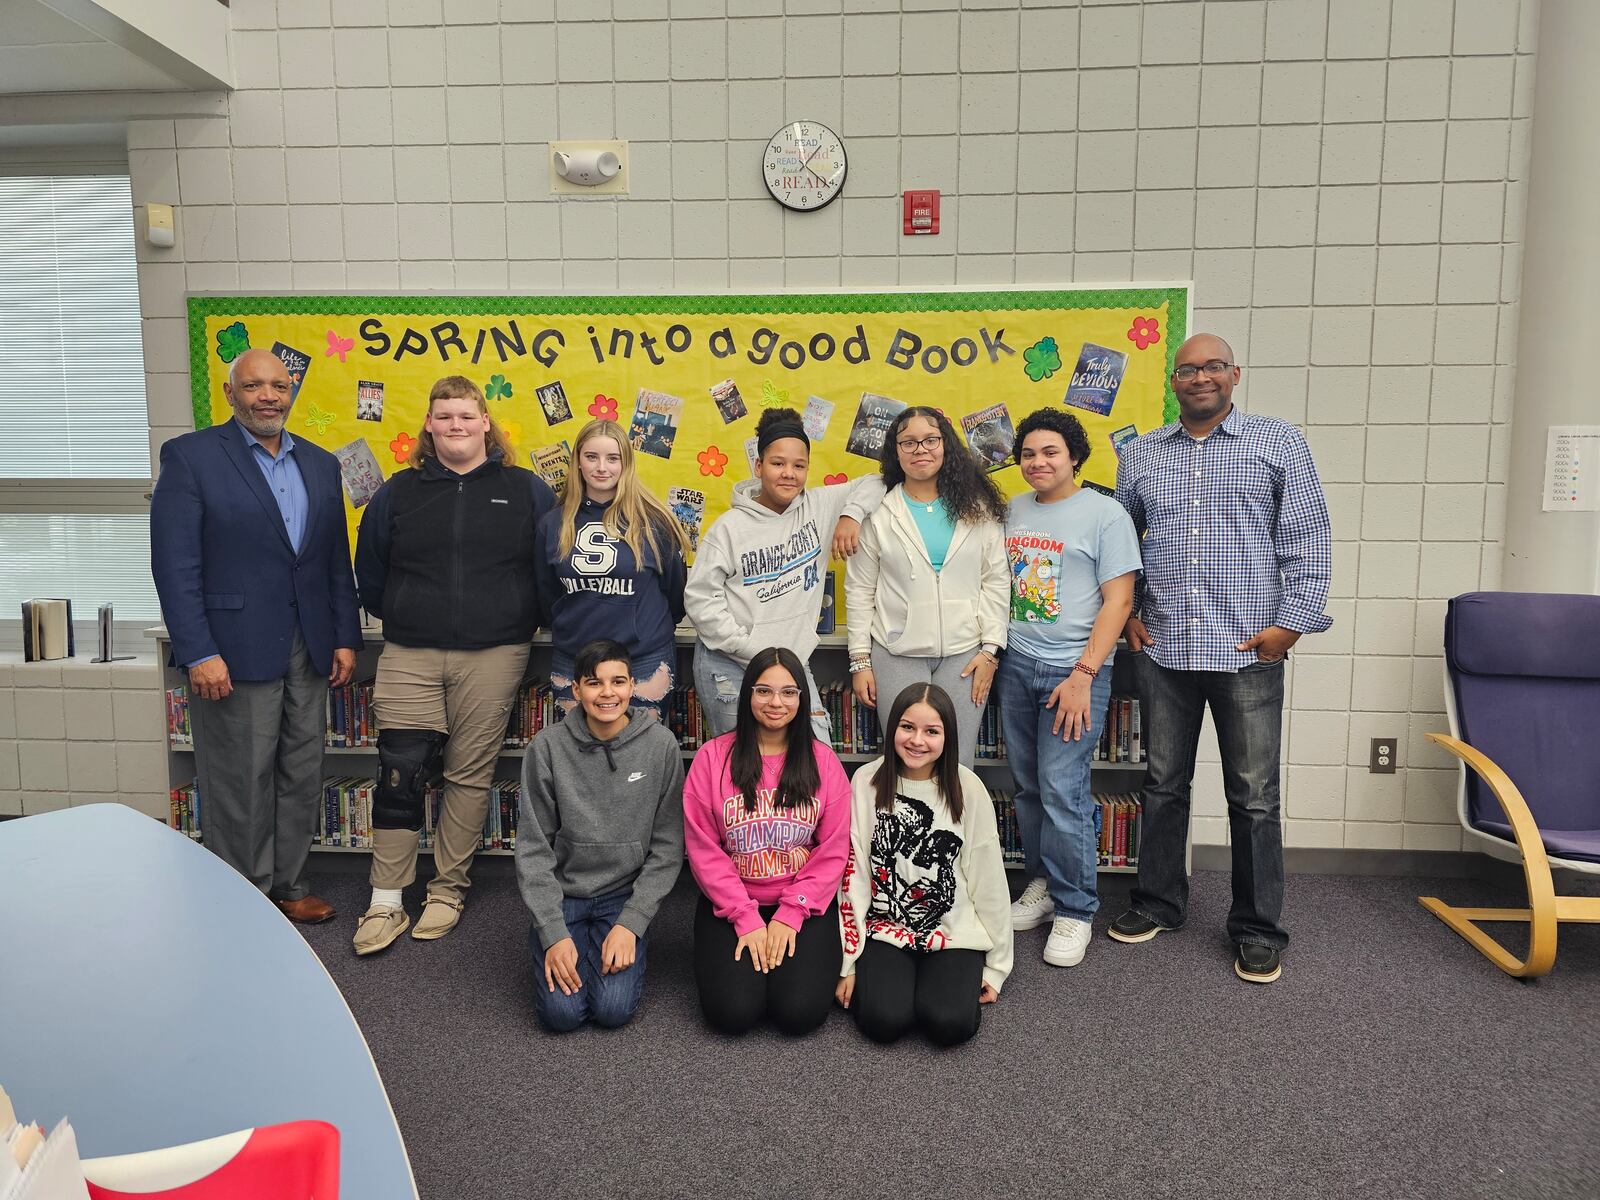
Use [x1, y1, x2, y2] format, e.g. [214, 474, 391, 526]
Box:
[684, 406, 885, 743]
[516, 638, 686, 1032]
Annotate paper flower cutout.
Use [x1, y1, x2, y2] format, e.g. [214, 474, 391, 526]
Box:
[303, 403, 335, 434]
[823, 472, 848, 485]
[589, 393, 618, 421]
[1128, 317, 1160, 350]
[761, 380, 791, 409]
[486, 374, 513, 401]
[1023, 337, 1061, 382]
[325, 329, 354, 363]
[215, 322, 250, 363]
[697, 445, 729, 477]
[389, 431, 417, 464]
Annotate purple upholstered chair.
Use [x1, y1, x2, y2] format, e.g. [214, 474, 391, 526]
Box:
[1421, 591, 1600, 977]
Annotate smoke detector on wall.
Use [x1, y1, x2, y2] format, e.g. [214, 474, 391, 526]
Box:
[550, 141, 628, 195]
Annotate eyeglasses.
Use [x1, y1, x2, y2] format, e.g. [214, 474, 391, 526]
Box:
[1172, 360, 1236, 382]
[752, 685, 802, 703]
[896, 435, 943, 452]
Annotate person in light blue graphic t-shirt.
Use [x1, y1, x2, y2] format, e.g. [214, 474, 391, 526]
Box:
[997, 408, 1142, 974]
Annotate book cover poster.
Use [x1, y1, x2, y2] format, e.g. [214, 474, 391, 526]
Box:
[536, 380, 573, 425]
[961, 402, 1017, 473]
[668, 486, 706, 551]
[744, 434, 761, 478]
[1110, 423, 1139, 458]
[271, 341, 312, 402]
[532, 440, 572, 492]
[355, 379, 384, 422]
[334, 438, 385, 508]
[628, 389, 684, 459]
[803, 394, 835, 441]
[1063, 343, 1127, 417]
[845, 392, 907, 460]
[710, 378, 747, 424]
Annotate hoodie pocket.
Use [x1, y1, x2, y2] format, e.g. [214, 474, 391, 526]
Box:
[555, 835, 645, 890]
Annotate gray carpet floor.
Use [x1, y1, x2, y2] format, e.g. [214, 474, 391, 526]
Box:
[297, 863, 1600, 1200]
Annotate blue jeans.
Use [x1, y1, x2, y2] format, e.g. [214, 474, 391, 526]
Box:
[526, 889, 648, 1032]
[692, 642, 833, 744]
[1130, 656, 1288, 950]
[998, 648, 1114, 923]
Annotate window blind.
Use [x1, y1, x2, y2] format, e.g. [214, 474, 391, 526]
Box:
[0, 174, 149, 480]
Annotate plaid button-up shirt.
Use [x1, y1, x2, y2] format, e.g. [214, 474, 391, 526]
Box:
[1114, 406, 1333, 673]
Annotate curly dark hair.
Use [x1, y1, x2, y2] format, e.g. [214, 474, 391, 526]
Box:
[1013, 407, 1091, 477]
[879, 406, 1007, 524]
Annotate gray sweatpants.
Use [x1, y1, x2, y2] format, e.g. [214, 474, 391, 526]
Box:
[869, 646, 987, 768]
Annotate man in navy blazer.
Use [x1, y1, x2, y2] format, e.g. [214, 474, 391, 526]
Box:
[151, 348, 363, 922]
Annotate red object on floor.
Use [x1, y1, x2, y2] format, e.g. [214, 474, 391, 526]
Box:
[83, 1120, 339, 1200]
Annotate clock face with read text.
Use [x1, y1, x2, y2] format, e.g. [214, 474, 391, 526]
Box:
[763, 121, 847, 212]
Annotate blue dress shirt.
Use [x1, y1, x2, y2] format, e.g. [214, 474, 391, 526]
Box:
[1114, 406, 1333, 673]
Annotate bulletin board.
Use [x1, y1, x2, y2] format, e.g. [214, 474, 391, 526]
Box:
[186, 287, 1189, 557]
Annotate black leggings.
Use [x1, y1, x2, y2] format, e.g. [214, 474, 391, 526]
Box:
[693, 893, 841, 1036]
[853, 940, 985, 1047]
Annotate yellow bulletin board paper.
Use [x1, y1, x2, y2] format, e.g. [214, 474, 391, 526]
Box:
[187, 287, 1190, 557]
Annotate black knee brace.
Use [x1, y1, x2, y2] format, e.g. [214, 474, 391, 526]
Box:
[374, 728, 446, 831]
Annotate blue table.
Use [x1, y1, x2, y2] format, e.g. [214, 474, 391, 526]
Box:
[0, 805, 417, 1199]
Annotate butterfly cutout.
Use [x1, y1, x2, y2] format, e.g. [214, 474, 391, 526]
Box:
[303, 403, 335, 435]
[326, 329, 354, 362]
[761, 380, 790, 408]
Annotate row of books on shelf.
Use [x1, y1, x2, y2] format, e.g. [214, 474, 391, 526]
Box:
[989, 791, 1144, 869]
[168, 778, 523, 851]
[163, 684, 1143, 765]
[170, 778, 1141, 869]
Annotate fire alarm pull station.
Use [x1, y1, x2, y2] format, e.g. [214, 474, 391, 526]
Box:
[903, 190, 939, 235]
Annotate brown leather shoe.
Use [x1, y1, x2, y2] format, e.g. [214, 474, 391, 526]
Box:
[276, 895, 336, 924]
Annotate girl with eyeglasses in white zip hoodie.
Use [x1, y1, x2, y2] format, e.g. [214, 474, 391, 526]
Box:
[844, 406, 1011, 766]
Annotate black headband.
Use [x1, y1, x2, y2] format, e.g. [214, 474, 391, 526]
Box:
[757, 420, 809, 455]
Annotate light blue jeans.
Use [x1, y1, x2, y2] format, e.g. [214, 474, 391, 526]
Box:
[998, 648, 1114, 923]
[692, 642, 833, 745]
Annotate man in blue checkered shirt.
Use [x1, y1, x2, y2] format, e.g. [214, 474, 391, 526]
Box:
[1106, 333, 1332, 985]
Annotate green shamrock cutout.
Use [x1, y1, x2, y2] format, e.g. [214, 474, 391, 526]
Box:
[215, 322, 250, 363]
[486, 374, 513, 401]
[760, 380, 790, 409]
[1023, 337, 1062, 382]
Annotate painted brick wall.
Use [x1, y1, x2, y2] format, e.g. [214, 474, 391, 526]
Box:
[110, 0, 1536, 851]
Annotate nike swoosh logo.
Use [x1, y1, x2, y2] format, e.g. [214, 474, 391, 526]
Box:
[627, 772, 645, 782]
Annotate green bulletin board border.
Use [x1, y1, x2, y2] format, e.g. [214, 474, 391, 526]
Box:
[187, 287, 1189, 431]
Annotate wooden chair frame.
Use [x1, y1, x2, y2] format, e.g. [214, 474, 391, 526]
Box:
[1420, 732, 1600, 978]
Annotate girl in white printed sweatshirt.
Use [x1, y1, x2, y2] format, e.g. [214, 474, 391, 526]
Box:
[836, 682, 1013, 1046]
[685, 406, 885, 743]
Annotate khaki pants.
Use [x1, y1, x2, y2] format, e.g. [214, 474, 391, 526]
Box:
[369, 642, 531, 900]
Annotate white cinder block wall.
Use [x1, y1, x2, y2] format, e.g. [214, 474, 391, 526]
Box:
[105, 0, 1537, 853]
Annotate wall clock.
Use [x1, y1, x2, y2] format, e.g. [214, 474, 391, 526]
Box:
[763, 120, 847, 212]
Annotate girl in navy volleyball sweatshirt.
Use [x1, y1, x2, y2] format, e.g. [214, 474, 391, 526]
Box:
[534, 419, 689, 714]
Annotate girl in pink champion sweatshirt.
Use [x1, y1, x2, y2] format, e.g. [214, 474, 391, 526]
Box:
[683, 646, 852, 1036]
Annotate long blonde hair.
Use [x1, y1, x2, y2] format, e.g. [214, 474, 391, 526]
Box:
[408, 376, 515, 466]
[558, 419, 689, 566]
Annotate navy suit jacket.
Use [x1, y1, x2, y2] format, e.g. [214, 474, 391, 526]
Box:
[150, 419, 364, 682]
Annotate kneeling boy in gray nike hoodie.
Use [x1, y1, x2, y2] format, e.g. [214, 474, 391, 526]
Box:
[517, 638, 686, 1032]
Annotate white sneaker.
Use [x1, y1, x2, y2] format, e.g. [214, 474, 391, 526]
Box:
[1043, 916, 1093, 967]
[1010, 876, 1054, 931]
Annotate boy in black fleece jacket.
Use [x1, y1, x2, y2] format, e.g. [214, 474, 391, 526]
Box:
[516, 639, 686, 1032]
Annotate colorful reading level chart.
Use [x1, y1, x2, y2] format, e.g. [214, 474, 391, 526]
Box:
[187, 288, 1190, 556]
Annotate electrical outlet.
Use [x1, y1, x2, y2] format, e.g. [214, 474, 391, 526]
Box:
[1369, 737, 1397, 774]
